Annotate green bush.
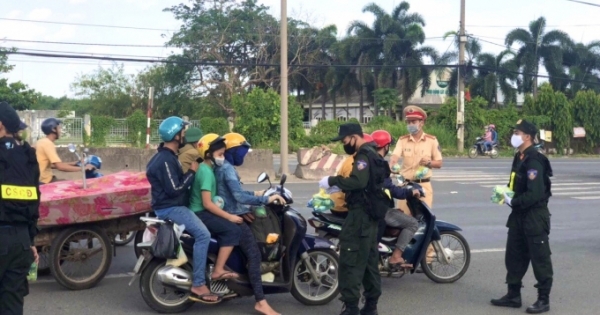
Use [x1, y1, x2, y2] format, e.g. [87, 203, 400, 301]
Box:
[90, 116, 115, 146]
[199, 117, 230, 135]
[126, 110, 147, 146]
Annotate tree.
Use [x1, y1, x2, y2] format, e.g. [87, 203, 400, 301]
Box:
[505, 17, 573, 96]
[0, 79, 40, 110]
[70, 64, 140, 116]
[440, 31, 482, 96]
[572, 90, 600, 152]
[346, 1, 437, 119]
[0, 48, 16, 74]
[562, 41, 600, 97]
[471, 50, 518, 107]
[372, 88, 398, 116]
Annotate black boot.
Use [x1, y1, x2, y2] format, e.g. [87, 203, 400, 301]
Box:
[490, 285, 522, 308]
[360, 299, 378, 315]
[340, 303, 360, 315]
[526, 295, 550, 314]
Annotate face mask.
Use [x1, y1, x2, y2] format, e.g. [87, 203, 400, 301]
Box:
[214, 157, 225, 167]
[343, 137, 356, 155]
[407, 124, 419, 135]
[511, 134, 524, 149]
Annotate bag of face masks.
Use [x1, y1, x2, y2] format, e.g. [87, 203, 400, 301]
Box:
[491, 185, 515, 205]
[307, 188, 334, 212]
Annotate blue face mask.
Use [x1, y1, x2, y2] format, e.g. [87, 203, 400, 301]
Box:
[407, 124, 420, 135]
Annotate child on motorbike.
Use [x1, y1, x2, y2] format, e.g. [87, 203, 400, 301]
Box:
[190, 134, 242, 283]
[371, 130, 421, 269]
[329, 133, 374, 218]
[146, 117, 219, 304]
[215, 132, 284, 315]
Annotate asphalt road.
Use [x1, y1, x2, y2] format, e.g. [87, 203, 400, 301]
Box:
[25, 158, 600, 315]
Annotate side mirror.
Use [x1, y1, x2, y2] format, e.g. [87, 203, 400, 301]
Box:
[279, 174, 287, 186]
[257, 172, 269, 183]
[68, 143, 76, 153]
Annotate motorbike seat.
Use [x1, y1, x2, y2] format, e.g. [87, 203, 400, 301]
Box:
[318, 212, 346, 225]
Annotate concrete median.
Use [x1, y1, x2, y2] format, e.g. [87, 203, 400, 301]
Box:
[53, 147, 274, 182]
[294, 146, 347, 180]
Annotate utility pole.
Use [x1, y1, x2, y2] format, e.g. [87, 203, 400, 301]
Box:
[457, 0, 466, 152]
[280, 0, 289, 175]
[146, 87, 154, 149]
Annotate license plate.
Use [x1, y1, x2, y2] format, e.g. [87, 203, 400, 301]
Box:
[2, 185, 38, 200]
[133, 255, 145, 274]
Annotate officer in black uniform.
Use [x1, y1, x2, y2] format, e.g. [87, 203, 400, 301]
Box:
[0, 101, 40, 315]
[491, 119, 553, 314]
[319, 123, 381, 315]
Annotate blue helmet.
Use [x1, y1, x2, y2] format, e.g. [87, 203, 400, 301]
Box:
[41, 118, 61, 135]
[158, 116, 189, 142]
[86, 155, 102, 169]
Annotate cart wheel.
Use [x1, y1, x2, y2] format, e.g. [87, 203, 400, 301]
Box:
[114, 231, 136, 246]
[49, 226, 112, 290]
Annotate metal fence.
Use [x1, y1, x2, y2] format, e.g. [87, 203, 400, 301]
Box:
[54, 118, 84, 145]
[105, 119, 201, 146]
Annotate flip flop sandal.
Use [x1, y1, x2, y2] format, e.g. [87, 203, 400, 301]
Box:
[212, 271, 240, 281]
[189, 293, 222, 305]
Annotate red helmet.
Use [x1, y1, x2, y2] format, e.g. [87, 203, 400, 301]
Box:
[363, 133, 373, 143]
[371, 130, 393, 148]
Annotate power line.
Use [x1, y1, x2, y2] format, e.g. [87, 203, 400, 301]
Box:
[0, 17, 178, 32]
[467, 23, 600, 28]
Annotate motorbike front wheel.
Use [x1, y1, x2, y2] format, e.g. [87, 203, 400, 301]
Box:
[139, 259, 194, 313]
[421, 231, 471, 283]
[467, 147, 478, 159]
[291, 249, 339, 306]
[490, 148, 500, 159]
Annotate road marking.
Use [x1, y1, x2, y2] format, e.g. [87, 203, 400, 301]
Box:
[573, 196, 600, 200]
[471, 248, 505, 253]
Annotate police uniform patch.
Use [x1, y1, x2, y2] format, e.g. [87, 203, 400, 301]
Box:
[356, 160, 367, 171]
[527, 169, 538, 180]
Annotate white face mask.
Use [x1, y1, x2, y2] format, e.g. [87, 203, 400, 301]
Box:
[511, 134, 524, 149]
[214, 157, 225, 167]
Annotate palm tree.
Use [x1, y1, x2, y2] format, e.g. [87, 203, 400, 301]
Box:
[562, 41, 600, 97]
[440, 31, 482, 96]
[471, 50, 519, 107]
[346, 1, 435, 119]
[505, 16, 573, 97]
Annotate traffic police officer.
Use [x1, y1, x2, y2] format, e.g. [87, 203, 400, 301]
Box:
[0, 101, 40, 315]
[389, 105, 442, 211]
[491, 119, 553, 314]
[319, 123, 381, 315]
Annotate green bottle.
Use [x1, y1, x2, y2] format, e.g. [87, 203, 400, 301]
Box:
[27, 262, 38, 282]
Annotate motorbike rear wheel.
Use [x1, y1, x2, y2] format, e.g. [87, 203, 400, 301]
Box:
[421, 231, 471, 283]
[291, 249, 339, 305]
[114, 231, 136, 246]
[139, 259, 194, 313]
[467, 148, 478, 159]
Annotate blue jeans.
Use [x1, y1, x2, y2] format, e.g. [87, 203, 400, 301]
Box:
[154, 206, 210, 287]
[484, 141, 493, 151]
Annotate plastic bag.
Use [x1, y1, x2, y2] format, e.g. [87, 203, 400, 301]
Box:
[307, 188, 335, 212]
[415, 166, 430, 179]
[391, 163, 401, 173]
[27, 262, 37, 282]
[491, 185, 515, 205]
[212, 195, 225, 209]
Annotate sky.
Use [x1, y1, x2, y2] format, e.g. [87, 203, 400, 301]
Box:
[1, 0, 600, 98]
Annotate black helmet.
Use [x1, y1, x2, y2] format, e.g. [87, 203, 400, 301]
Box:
[41, 118, 62, 135]
[0, 102, 21, 133]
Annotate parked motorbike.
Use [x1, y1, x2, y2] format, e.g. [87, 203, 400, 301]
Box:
[131, 172, 340, 313]
[307, 183, 471, 283]
[468, 137, 499, 159]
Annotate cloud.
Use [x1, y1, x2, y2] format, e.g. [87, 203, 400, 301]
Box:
[69, 0, 87, 3]
[6, 10, 21, 18]
[68, 13, 86, 20]
[125, 0, 159, 10]
[27, 8, 52, 21]
[45, 25, 77, 41]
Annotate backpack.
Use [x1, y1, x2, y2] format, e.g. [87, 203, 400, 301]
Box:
[249, 205, 283, 261]
[492, 130, 498, 143]
[0, 138, 41, 227]
[358, 145, 394, 221]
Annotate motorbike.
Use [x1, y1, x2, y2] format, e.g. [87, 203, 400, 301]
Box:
[468, 136, 499, 159]
[130, 172, 340, 313]
[307, 182, 471, 283]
